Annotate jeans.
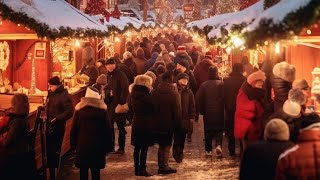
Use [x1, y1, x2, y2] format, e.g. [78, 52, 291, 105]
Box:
[111, 118, 126, 150]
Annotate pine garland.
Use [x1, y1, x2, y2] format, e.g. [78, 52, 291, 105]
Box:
[0, 2, 109, 39]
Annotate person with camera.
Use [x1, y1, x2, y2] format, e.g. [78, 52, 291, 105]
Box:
[1, 94, 36, 179]
[46, 76, 74, 179]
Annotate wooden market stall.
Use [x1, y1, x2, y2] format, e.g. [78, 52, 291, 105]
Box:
[0, 0, 108, 170]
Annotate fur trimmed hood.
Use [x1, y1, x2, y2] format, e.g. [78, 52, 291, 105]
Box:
[75, 97, 107, 111]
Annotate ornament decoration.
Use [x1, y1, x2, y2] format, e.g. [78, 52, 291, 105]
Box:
[0, 41, 9, 71]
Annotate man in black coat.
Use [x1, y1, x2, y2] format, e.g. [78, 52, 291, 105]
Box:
[105, 58, 129, 154]
[223, 63, 245, 156]
[79, 58, 99, 86]
[46, 76, 74, 179]
[174, 59, 198, 94]
[152, 71, 182, 174]
[173, 73, 195, 163]
[197, 66, 224, 157]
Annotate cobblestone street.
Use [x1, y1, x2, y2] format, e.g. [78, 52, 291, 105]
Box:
[58, 116, 240, 180]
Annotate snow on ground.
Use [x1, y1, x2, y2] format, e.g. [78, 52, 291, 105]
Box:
[2, 0, 107, 31]
[245, 0, 313, 32]
[58, 116, 240, 180]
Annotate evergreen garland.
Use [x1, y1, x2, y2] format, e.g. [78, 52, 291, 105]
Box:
[263, 0, 280, 10]
[0, 3, 109, 39]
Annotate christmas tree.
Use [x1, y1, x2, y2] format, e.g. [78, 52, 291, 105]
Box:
[215, 0, 240, 15]
[85, 0, 106, 15]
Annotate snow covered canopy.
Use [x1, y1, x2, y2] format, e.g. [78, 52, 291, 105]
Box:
[187, 0, 320, 49]
[0, 0, 108, 39]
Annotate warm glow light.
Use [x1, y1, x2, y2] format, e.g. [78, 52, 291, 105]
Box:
[264, 41, 269, 45]
[104, 38, 108, 44]
[17, 24, 21, 26]
[75, 39, 80, 47]
[232, 37, 244, 48]
[307, 29, 312, 35]
[226, 47, 232, 55]
[275, 42, 280, 54]
[0, 21, 2, 26]
[115, 37, 120, 42]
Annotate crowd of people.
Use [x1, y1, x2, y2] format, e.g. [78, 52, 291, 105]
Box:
[1, 32, 320, 180]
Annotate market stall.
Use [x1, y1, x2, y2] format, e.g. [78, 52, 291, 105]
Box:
[0, 0, 108, 170]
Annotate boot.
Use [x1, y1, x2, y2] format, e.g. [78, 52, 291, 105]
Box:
[139, 168, 153, 177]
[134, 166, 141, 176]
[158, 166, 177, 174]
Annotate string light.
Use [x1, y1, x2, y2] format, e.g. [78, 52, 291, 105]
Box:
[75, 39, 80, 47]
[275, 42, 280, 54]
[307, 29, 312, 35]
[264, 41, 269, 46]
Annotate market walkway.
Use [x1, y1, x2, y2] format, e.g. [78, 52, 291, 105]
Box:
[58, 116, 240, 180]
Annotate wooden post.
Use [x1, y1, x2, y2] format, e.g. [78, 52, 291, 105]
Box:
[143, 0, 147, 22]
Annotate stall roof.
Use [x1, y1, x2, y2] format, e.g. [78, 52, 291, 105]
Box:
[0, 0, 108, 39]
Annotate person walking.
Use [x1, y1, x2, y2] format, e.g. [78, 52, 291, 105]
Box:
[173, 73, 195, 163]
[197, 66, 224, 157]
[152, 71, 182, 174]
[129, 75, 154, 177]
[70, 87, 112, 180]
[105, 58, 129, 154]
[223, 63, 246, 156]
[46, 76, 74, 179]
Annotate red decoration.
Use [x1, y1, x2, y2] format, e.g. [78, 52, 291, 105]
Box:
[85, 0, 106, 15]
[103, 10, 111, 22]
[239, 0, 258, 10]
[112, 5, 121, 19]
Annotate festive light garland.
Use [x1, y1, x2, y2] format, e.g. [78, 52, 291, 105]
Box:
[0, 2, 109, 39]
[189, 0, 320, 49]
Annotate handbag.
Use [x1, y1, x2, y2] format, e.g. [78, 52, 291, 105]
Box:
[115, 103, 129, 114]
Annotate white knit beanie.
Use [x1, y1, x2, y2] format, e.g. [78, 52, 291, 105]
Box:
[282, 100, 301, 118]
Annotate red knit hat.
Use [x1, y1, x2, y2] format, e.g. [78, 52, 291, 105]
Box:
[177, 46, 186, 52]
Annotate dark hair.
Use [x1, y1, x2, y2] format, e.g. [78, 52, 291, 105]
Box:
[11, 93, 29, 117]
[162, 71, 174, 83]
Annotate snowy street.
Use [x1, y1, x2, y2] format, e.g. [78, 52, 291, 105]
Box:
[58, 116, 240, 180]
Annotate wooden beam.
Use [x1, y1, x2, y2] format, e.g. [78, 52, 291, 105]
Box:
[295, 36, 320, 43]
[0, 34, 39, 40]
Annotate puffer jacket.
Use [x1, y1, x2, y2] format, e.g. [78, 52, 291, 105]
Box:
[174, 51, 194, 70]
[275, 129, 320, 180]
[271, 75, 292, 112]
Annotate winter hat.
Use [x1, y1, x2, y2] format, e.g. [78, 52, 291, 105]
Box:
[105, 58, 116, 65]
[48, 76, 61, 86]
[133, 40, 140, 48]
[176, 73, 189, 81]
[282, 100, 301, 118]
[123, 51, 133, 60]
[136, 47, 145, 58]
[166, 62, 176, 72]
[247, 70, 266, 86]
[177, 60, 190, 69]
[162, 71, 174, 83]
[292, 79, 310, 90]
[288, 88, 306, 105]
[151, 52, 159, 60]
[97, 59, 106, 65]
[153, 61, 166, 69]
[156, 65, 166, 75]
[144, 71, 156, 83]
[232, 63, 244, 73]
[177, 46, 187, 53]
[300, 112, 320, 131]
[273, 61, 296, 82]
[264, 119, 290, 141]
[96, 74, 107, 85]
[169, 51, 176, 58]
[208, 65, 219, 79]
[134, 74, 153, 91]
[85, 86, 101, 99]
[204, 52, 212, 59]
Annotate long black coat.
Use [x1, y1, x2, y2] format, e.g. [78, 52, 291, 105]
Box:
[271, 75, 292, 112]
[177, 85, 195, 132]
[71, 97, 112, 169]
[80, 65, 99, 86]
[240, 140, 294, 180]
[197, 79, 224, 131]
[46, 85, 73, 167]
[106, 68, 129, 120]
[129, 85, 154, 146]
[223, 72, 246, 130]
[152, 82, 182, 146]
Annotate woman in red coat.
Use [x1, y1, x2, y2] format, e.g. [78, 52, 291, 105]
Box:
[235, 70, 266, 152]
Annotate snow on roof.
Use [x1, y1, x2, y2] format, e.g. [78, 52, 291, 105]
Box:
[2, 0, 107, 31]
[187, 0, 264, 38]
[245, 0, 313, 32]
